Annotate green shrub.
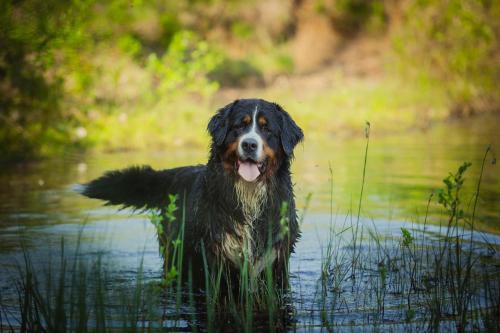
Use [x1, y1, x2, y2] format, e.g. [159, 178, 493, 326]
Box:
[395, 0, 500, 116]
[208, 58, 264, 87]
[146, 31, 221, 100]
[0, 0, 93, 161]
[315, 0, 388, 34]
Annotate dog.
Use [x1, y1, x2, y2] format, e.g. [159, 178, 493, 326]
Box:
[82, 98, 304, 286]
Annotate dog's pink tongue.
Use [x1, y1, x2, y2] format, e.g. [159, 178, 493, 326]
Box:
[238, 162, 260, 182]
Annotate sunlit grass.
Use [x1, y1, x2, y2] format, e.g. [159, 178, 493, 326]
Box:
[82, 70, 451, 154]
[88, 100, 212, 152]
[265, 75, 449, 139]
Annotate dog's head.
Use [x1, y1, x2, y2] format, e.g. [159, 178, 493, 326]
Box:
[208, 99, 303, 182]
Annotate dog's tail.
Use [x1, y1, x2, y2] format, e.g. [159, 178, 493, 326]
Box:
[81, 166, 179, 210]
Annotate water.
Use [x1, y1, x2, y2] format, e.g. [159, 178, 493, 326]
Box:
[0, 115, 499, 331]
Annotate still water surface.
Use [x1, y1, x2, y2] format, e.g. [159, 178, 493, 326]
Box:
[0, 115, 499, 330]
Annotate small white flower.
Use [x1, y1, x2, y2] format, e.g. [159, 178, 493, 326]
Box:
[75, 127, 87, 139]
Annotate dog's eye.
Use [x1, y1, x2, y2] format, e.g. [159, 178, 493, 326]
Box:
[233, 123, 245, 130]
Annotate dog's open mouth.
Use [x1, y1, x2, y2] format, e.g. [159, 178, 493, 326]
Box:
[236, 159, 265, 182]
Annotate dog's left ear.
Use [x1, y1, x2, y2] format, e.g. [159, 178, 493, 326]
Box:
[275, 103, 304, 156]
[208, 100, 238, 146]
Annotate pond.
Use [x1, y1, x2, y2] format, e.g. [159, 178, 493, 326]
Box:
[0, 114, 499, 332]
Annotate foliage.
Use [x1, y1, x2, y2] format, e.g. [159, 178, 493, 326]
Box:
[315, 0, 388, 34]
[150, 194, 183, 285]
[1, 0, 499, 162]
[84, 29, 221, 152]
[333, 0, 387, 34]
[146, 31, 221, 100]
[0, 0, 94, 161]
[0, 0, 221, 162]
[395, 0, 500, 115]
[400, 227, 414, 247]
[278, 202, 290, 240]
[208, 58, 264, 88]
[437, 161, 471, 220]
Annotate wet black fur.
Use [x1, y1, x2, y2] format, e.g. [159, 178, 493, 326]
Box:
[82, 99, 304, 285]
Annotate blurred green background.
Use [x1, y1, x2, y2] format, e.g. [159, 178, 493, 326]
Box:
[1, 0, 499, 162]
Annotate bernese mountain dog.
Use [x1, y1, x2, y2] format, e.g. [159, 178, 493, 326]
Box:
[82, 98, 304, 285]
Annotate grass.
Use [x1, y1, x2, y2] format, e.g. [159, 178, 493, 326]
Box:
[0, 133, 498, 332]
[84, 72, 451, 153]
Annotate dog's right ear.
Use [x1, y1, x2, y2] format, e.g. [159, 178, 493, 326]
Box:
[275, 103, 304, 156]
[207, 100, 238, 146]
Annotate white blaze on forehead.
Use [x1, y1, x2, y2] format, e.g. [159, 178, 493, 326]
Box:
[237, 105, 264, 160]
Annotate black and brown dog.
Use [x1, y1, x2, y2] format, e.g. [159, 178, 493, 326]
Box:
[82, 98, 304, 284]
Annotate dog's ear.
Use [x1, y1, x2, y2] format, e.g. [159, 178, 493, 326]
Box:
[275, 103, 304, 156]
[207, 100, 238, 146]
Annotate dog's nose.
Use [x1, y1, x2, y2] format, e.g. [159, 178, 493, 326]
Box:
[241, 138, 258, 153]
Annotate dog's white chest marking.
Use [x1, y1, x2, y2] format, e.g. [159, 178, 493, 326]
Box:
[234, 180, 267, 223]
[222, 180, 267, 267]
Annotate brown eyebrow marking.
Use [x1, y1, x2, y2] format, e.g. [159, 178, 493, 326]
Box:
[258, 116, 267, 126]
[243, 115, 251, 124]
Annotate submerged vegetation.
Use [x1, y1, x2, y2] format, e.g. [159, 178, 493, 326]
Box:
[1, 0, 499, 162]
[1, 127, 498, 332]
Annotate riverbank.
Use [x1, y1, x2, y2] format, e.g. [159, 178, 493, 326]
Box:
[2, 1, 498, 163]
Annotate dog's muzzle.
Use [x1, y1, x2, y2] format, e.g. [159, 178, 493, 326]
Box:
[237, 138, 265, 182]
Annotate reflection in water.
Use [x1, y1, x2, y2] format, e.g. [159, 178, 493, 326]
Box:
[1, 115, 498, 234]
[0, 115, 499, 330]
[295, 115, 499, 233]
